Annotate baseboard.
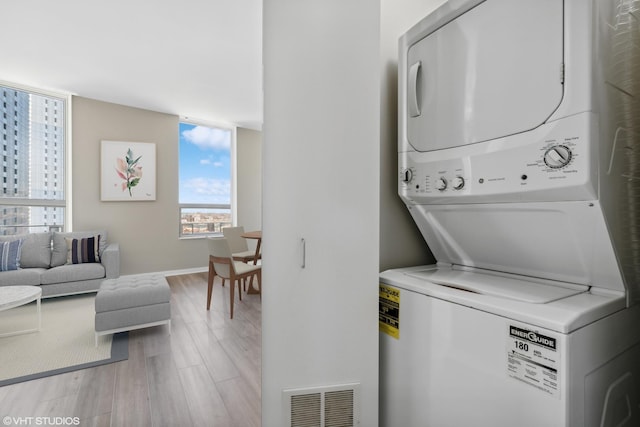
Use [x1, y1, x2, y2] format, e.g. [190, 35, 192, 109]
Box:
[118, 267, 208, 280]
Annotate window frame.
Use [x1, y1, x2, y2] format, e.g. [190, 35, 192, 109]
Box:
[0, 80, 71, 234]
[178, 118, 236, 239]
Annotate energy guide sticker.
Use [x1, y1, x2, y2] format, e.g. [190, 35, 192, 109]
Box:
[379, 284, 400, 339]
[507, 324, 560, 398]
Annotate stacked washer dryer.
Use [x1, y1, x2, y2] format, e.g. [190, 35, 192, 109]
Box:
[379, 0, 640, 426]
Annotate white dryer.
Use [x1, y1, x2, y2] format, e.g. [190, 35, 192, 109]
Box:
[380, 0, 640, 426]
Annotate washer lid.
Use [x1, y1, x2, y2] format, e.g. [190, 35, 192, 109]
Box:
[405, 267, 588, 304]
[381, 266, 626, 333]
[405, 0, 564, 152]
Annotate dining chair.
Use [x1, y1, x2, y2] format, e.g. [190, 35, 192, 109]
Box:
[223, 226, 261, 264]
[222, 226, 261, 291]
[207, 237, 261, 319]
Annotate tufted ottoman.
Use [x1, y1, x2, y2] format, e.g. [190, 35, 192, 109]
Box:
[94, 275, 171, 346]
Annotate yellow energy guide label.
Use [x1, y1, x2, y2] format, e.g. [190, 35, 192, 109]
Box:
[379, 284, 400, 339]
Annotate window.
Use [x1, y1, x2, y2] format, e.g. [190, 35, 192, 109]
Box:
[0, 83, 67, 235]
[179, 121, 234, 237]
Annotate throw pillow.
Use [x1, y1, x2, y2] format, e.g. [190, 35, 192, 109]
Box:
[13, 232, 52, 268]
[52, 231, 107, 267]
[65, 235, 101, 264]
[0, 239, 24, 271]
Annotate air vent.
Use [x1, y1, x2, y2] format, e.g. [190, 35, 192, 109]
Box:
[284, 383, 360, 427]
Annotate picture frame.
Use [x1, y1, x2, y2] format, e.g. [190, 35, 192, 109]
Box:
[101, 140, 156, 201]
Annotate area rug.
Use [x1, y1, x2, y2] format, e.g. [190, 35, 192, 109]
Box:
[0, 293, 128, 387]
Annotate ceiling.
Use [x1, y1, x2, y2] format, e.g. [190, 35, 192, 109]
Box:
[1, 0, 263, 130]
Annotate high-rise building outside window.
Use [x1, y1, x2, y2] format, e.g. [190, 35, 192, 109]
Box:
[179, 121, 234, 237]
[0, 83, 67, 235]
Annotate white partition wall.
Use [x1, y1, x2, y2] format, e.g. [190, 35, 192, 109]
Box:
[262, 1, 380, 426]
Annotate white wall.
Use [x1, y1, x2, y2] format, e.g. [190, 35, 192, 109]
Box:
[379, 0, 447, 272]
[262, 0, 380, 425]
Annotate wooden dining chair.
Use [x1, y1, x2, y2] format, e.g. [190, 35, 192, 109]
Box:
[223, 226, 261, 264]
[222, 226, 261, 291]
[207, 237, 261, 319]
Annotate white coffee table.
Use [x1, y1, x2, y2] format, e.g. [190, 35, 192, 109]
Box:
[0, 285, 42, 337]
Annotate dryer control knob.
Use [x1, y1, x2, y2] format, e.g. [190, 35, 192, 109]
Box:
[544, 145, 572, 169]
[402, 168, 413, 183]
[436, 177, 447, 191]
[452, 176, 465, 190]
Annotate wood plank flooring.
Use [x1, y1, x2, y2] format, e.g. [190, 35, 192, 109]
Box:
[0, 272, 262, 426]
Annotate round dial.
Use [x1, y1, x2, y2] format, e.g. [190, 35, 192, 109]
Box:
[435, 177, 447, 191]
[401, 169, 413, 183]
[544, 145, 572, 169]
[452, 176, 465, 190]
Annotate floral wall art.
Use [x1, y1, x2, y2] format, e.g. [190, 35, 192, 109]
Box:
[101, 141, 156, 201]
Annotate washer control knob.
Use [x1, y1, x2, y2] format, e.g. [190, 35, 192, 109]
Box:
[452, 176, 465, 190]
[402, 168, 413, 183]
[544, 145, 572, 169]
[435, 177, 447, 191]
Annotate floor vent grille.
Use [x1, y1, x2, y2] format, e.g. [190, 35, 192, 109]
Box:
[284, 383, 360, 427]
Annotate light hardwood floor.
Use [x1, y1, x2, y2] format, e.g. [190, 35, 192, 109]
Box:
[0, 272, 262, 427]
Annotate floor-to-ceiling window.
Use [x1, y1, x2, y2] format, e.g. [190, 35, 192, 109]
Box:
[0, 83, 68, 235]
[178, 121, 235, 237]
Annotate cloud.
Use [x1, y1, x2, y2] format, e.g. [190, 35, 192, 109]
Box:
[199, 158, 224, 167]
[183, 178, 230, 203]
[182, 126, 230, 150]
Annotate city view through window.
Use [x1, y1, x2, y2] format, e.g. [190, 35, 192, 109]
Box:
[180, 208, 231, 236]
[179, 122, 232, 236]
[0, 85, 66, 235]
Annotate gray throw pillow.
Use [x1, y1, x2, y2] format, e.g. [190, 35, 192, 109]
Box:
[0, 232, 51, 268]
[51, 231, 107, 267]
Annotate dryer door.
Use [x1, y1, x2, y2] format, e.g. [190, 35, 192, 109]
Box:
[406, 0, 564, 152]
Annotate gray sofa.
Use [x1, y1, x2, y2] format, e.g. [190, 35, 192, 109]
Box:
[0, 231, 120, 298]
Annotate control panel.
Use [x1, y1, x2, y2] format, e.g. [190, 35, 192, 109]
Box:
[399, 115, 596, 204]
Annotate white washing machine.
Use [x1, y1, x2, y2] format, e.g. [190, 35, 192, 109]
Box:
[380, 266, 640, 427]
[380, 0, 640, 426]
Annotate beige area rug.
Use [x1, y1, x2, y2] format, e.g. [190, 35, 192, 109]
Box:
[0, 293, 128, 386]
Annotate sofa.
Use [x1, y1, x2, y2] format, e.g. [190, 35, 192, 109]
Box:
[0, 231, 120, 298]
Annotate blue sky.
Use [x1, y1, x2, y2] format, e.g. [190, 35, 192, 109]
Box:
[179, 122, 231, 204]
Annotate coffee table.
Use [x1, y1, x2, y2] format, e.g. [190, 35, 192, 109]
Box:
[0, 285, 42, 338]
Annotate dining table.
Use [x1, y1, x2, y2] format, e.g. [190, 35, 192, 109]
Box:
[241, 230, 262, 294]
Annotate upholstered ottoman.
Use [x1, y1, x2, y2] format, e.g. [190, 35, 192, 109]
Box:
[94, 275, 171, 346]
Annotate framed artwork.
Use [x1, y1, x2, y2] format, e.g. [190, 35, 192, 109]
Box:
[101, 141, 156, 201]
